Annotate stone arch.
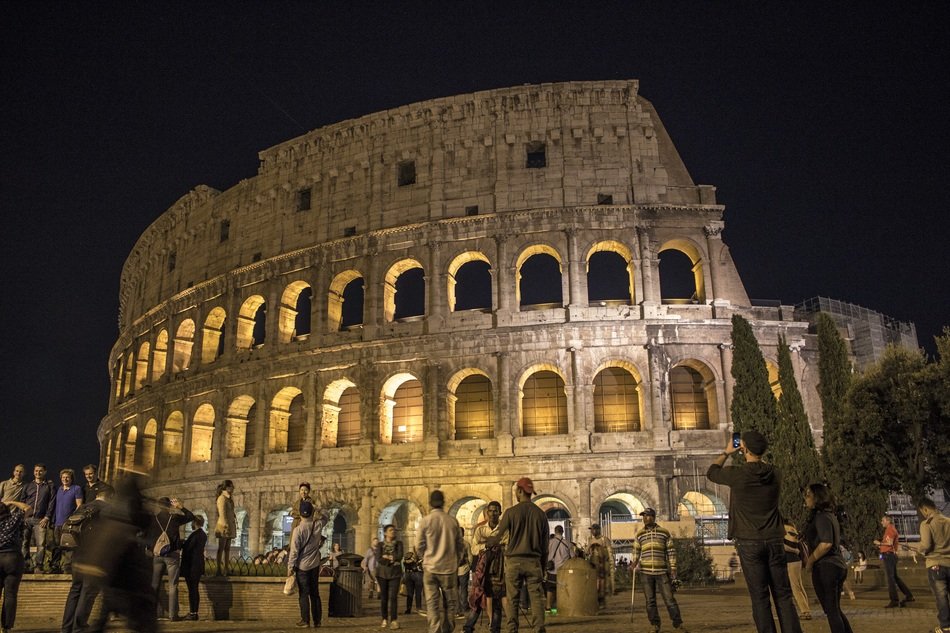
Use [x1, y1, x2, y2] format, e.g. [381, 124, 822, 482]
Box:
[264, 505, 293, 549]
[446, 368, 494, 440]
[384, 258, 425, 322]
[379, 372, 424, 444]
[152, 329, 168, 381]
[201, 307, 227, 364]
[515, 244, 563, 308]
[447, 251, 492, 312]
[592, 360, 644, 433]
[123, 350, 133, 396]
[518, 363, 568, 436]
[596, 491, 648, 522]
[325, 504, 358, 554]
[269, 386, 305, 453]
[321, 378, 361, 448]
[162, 410, 184, 466]
[134, 342, 150, 390]
[141, 418, 157, 471]
[449, 495, 488, 531]
[278, 280, 312, 343]
[534, 493, 575, 541]
[110, 427, 122, 478]
[123, 425, 138, 470]
[765, 358, 782, 399]
[586, 240, 635, 304]
[226, 395, 256, 458]
[658, 238, 706, 304]
[328, 270, 364, 332]
[378, 498, 424, 550]
[172, 319, 195, 373]
[669, 359, 720, 430]
[236, 295, 266, 350]
[678, 490, 729, 542]
[189, 402, 215, 463]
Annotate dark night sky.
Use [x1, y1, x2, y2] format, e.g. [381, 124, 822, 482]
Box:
[2, 3, 948, 474]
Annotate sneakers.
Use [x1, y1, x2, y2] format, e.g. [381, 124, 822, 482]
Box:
[184, 613, 198, 621]
[296, 620, 310, 627]
[884, 601, 900, 608]
[417, 609, 427, 616]
[381, 619, 388, 628]
[390, 622, 400, 630]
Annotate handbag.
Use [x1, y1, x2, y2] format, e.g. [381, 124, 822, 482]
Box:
[283, 575, 298, 595]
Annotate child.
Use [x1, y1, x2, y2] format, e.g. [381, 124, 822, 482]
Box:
[181, 516, 208, 621]
[853, 551, 868, 585]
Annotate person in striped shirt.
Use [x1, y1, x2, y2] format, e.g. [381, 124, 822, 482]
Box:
[632, 508, 686, 632]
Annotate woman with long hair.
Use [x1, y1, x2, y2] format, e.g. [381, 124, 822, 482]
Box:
[0, 499, 30, 633]
[802, 483, 853, 633]
[214, 480, 236, 576]
[375, 524, 404, 629]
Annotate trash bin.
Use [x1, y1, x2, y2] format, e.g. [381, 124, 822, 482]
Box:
[329, 552, 364, 617]
[556, 558, 599, 616]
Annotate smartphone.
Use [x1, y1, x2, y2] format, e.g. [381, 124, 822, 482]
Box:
[732, 432, 741, 449]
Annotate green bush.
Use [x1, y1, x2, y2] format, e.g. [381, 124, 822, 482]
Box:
[672, 538, 715, 585]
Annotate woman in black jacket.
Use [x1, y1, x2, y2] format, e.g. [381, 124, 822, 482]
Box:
[375, 524, 404, 629]
[181, 515, 208, 621]
[802, 483, 853, 633]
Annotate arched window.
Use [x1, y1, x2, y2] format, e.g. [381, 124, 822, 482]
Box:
[447, 252, 492, 312]
[670, 364, 715, 430]
[134, 342, 150, 390]
[172, 319, 195, 373]
[586, 241, 634, 305]
[321, 380, 360, 448]
[201, 307, 227, 364]
[279, 281, 312, 343]
[328, 271, 364, 331]
[236, 295, 266, 349]
[516, 246, 563, 309]
[593, 366, 641, 432]
[141, 419, 157, 471]
[189, 403, 215, 463]
[659, 240, 706, 304]
[384, 259, 425, 322]
[162, 411, 184, 466]
[113, 359, 123, 401]
[123, 351, 133, 396]
[152, 329, 168, 381]
[521, 369, 568, 436]
[450, 373, 494, 440]
[123, 426, 137, 470]
[380, 373, 423, 444]
[269, 387, 304, 453]
[226, 395, 256, 458]
[766, 360, 782, 399]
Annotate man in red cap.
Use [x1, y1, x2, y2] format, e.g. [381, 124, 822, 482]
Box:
[487, 477, 548, 633]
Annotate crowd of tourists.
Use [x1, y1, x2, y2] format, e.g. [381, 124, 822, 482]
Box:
[1, 448, 949, 633]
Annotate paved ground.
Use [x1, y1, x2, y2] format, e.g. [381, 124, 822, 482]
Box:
[14, 584, 940, 633]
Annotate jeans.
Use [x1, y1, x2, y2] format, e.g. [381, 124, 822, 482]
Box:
[423, 571, 458, 633]
[51, 525, 74, 573]
[458, 571, 470, 613]
[928, 564, 950, 628]
[463, 589, 503, 633]
[379, 575, 401, 622]
[812, 562, 853, 633]
[0, 551, 25, 630]
[151, 551, 181, 619]
[24, 517, 48, 570]
[296, 567, 322, 625]
[735, 539, 802, 633]
[786, 560, 810, 616]
[503, 557, 546, 633]
[404, 570, 423, 611]
[640, 572, 682, 627]
[62, 571, 101, 633]
[881, 552, 913, 602]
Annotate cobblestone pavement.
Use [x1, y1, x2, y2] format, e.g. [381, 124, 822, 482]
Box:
[15, 585, 939, 632]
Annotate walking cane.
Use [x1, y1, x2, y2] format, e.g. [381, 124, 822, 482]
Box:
[629, 566, 637, 622]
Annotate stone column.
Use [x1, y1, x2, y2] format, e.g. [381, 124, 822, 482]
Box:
[646, 340, 669, 446]
[254, 383, 268, 467]
[578, 477, 594, 533]
[718, 342, 734, 429]
[363, 246, 381, 338]
[565, 228, 584, 313]
[304, 371, 318, 464]
[493, 234, 512, 318]
[703, 223, 724, 303]
[495, 351, 513, 455]
[425, 241, 444, 333]
[636, 227, 659, 306]
[426, 361, 441, 440]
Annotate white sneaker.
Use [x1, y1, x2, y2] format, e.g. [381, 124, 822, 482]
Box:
[381, 619, 388, 628]
[390, 622, 400, 630]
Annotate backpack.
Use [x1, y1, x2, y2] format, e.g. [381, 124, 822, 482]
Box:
[152, 515, 173, 557]
[59, 504, 100, 550]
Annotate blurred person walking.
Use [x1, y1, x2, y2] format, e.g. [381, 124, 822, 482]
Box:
[418, 490, 465, 633]
[874, 515, 913, 608]
[0, 498, 30, 633]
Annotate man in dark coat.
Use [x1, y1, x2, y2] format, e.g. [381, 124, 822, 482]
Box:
[180, 515, 207, 621]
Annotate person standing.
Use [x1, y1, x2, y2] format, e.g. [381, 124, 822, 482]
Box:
[80, 465, 113, 505]
[544, 524, 572, 612]
[288, 500, 328, 629]
[51, 468, 83, 573]
[631, 508, 686, 632]
[20, 463, 56, 573]
[463, 501, 505, 633]
[874, 515, 913, 608]
[402, 548, 424, 615]
[180, 515, 207, 621]
[363, 537, 379, 599]
[417, 490, 465, 633]
[0, 498, 30, 633]
[290, 482, 312, 535]
[457, 527, 471, 617]
[0, 465, 25, 503]
[706, 430, 802, 633]
[782, 518, 811, 620]
[486, 477, 548, 633]
[917, 497, 950, 633]
[587, 524, 614, 609]
[61, 487, 111, 633]
[801, 484, 853, 633]
[852, 551, 867, 585]
[147, 496, 195, 621]
[376, 524, 404, 629]
[214, 480, 236, 577]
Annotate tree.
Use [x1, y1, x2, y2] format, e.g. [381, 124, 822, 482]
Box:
[729, 315, 778, 450]
[770, 334, 823, 527]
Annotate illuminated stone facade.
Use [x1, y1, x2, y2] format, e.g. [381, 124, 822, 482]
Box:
[100, 80, 823, 557]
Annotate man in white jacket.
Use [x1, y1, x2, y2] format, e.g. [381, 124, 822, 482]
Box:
[417, 490, 465, 633]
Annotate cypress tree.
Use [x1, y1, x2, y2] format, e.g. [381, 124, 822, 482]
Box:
[771, 334, 823, 527]
[729, 315, 778, 451]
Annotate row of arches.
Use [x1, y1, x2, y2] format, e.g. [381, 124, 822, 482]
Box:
[104, 359, 725, 476]
[114, 239, 707, 401]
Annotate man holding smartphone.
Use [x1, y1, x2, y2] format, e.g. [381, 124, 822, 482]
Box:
[707, 430, 802, 633]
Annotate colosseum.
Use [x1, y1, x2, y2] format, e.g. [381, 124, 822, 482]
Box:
[100, 80, 823, 563]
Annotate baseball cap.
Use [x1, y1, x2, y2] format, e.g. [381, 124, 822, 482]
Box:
[515, 477, 535, 494]
[639, 508, 657, 517]
[299, 500, 314, 518]
[742, 430, 769, 456]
